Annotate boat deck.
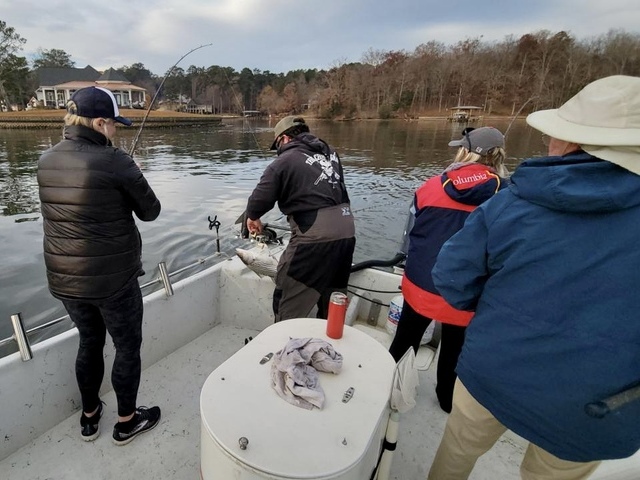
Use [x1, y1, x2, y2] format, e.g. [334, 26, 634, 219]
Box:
[1, 323, 528, 480]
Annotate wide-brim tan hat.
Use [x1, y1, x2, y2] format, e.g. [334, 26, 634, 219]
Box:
[526, 75, 640, 175]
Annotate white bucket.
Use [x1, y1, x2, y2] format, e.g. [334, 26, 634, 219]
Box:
[386, 295, 435, 345]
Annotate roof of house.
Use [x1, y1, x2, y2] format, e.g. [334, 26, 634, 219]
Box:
[35, 66, 101, 86]
[35, 66, 146, 94]
[55, 80, 146, 91]
[97, 68, 130, 83]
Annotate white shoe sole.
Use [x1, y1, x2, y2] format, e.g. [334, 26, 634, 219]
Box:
[112, 415, 161, 446]
[81, 426, 100, 442]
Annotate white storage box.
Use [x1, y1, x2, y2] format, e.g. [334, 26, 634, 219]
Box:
[200, 318, 396, 480]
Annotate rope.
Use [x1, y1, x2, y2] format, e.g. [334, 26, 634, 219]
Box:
[347, 289, 390, 307]
[347, 283, 400, 294]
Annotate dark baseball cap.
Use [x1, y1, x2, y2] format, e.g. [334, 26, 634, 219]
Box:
[67, 86, 132, 126]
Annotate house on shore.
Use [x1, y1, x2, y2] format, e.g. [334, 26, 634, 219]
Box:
[157, 97, 215, 114]
[33, 66, 146, 109]
[447, 105, 483, 122]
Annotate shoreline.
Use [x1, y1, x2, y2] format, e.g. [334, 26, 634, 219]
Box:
[0, 110, 524, 129]
[0, 109, 224, 129]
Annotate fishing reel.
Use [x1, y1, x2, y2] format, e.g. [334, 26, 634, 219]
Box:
[234, 210, 282, 245]
[250, 227, 281, 245]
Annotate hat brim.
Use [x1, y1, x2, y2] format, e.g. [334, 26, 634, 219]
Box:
[448, 139, 465, 148]
[526, 109, 640, 146]
[270, 138, 278, 150]
[582, 145, 640, 175]
[115, 116, 132, 127]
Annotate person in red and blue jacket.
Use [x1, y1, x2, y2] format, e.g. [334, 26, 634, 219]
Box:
[389, 126, 508, 413]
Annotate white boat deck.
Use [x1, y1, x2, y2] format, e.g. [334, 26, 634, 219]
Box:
[1, 250, 637, 480]
[1, 323, 528, 480]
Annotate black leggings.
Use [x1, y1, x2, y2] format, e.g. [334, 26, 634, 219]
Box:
[388, 300, 466, 413]
[61, 277, 143, 417]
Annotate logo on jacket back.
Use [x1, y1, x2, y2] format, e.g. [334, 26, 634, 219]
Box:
[304, 152, 341, 186]
[451, 171, 488, 187]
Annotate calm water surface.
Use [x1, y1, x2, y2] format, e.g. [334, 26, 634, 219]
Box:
[0, 118, 544, 351]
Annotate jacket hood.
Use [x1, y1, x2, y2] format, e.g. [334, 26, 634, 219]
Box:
[279, 132, 331, 157]
[441, 163, 504, 206]
[510, 151, 640, 213]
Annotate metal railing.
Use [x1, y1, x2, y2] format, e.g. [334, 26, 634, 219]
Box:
[0, 253, 223, 361]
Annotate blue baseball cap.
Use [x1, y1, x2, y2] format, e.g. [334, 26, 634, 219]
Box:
[68, 86, 132, 126]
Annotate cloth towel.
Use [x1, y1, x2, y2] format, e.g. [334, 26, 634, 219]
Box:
[271, 337, 343, 410]
[390, 347, 419, 413]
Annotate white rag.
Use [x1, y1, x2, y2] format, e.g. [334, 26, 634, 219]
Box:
[270, 337, 343, 410]
[390, 347, 419, 413]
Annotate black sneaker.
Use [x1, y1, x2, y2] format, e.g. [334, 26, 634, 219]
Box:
[80, 402, 103, 442]
[112, 406, 161, 446]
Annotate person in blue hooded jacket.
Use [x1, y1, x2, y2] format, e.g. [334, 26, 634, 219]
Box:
[427, 75, 640, 479]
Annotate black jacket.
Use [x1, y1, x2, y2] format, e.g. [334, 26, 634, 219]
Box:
[37, 125, 161, 299]
[246, 133, 350, 223]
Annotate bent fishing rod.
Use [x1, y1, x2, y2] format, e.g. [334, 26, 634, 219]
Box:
[129, 43, 214, 157]
[504, 95, 538, 139]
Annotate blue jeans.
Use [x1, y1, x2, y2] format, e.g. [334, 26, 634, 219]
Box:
[61, 276, 143, 417]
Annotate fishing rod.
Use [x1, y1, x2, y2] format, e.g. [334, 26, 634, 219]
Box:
[504, 95, 538, 139]
[129, 43, 214, 157]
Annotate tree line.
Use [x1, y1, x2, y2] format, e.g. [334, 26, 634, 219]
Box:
[1, 20, 639, 118]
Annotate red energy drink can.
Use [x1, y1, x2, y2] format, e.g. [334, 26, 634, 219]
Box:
[326, 292, 348, 339]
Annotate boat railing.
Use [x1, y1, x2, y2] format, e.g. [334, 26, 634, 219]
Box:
[0, 252, 223, 362]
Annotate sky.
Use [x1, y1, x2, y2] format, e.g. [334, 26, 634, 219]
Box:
[2, 0, 640, 76]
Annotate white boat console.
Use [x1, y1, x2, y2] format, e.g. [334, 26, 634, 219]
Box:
[200, 318, 396, 480]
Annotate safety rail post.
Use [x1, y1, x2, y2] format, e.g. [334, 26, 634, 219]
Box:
[10, 313, 33, 361]
[158, 261, 174, 297]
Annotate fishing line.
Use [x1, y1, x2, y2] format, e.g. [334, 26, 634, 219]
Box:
[217, 67, 275, 240]
[129, 43, 214, 157]
[221, 67, 271, 159]
[350, 203, 403, 215]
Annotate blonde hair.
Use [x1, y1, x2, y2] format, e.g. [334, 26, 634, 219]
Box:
[64, 113, 93, 128]
[453, 146, 509, 177]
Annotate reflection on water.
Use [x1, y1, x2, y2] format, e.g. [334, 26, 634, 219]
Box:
[0, 117, 544, 348]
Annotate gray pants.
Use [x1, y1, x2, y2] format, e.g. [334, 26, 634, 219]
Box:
[274, 204, 355, 322]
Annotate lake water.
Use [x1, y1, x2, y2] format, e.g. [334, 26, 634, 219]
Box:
[0, 117, 544, 353]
